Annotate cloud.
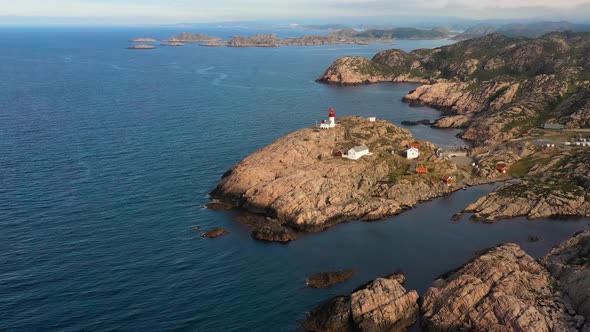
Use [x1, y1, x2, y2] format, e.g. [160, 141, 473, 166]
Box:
[2, 0, 590, 23]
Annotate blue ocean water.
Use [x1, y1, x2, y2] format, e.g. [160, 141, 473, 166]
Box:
[0, 26, 588, 331]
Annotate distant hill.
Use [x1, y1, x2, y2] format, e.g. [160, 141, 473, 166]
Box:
[319, 32, 590, 143]
[355, 27, 450, 40]
[453, 21, 590, 40]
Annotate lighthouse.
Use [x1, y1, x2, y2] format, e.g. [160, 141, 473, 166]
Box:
[328, 107, 336, 127]
[319, 107, 337, 129]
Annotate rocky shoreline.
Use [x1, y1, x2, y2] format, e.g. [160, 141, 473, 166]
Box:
[304, 231, 590, 331]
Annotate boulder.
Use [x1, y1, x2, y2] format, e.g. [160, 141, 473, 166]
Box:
[251, 222, 296, 243]
[304, 273, 419, 332]
[201, 228, 229, 238]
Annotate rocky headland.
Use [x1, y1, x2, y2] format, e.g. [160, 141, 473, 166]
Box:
[210, 116, 479, 238]
[304, 232, 590, 331]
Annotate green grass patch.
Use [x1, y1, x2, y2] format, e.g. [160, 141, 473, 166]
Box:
[508, 156, 536, 177]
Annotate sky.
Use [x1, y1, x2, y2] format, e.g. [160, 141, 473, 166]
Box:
[2, 0, 590, 25]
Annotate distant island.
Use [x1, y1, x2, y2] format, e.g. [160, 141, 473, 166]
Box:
[127, 44, 156, 50]
[141, 28, 452, 48]
[161, 42, 185, 47]
[163, 32, 221, 42]
[129, 38, 156, 42]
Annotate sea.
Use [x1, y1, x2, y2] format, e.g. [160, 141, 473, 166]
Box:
[1, 26, 588, 331]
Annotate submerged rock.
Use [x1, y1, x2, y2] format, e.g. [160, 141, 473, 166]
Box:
[421, 243, 577, 331]
[304, 273, 419, 332]
[201, 228, 229, 238]
[542, 230, 590, 329]
[205, 202, 233, 211]
[528, 234, 540, 242]
[306, 270, 355, 288]
[400, 119, 433, 126]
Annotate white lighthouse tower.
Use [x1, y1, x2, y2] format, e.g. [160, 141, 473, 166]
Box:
[319, 107, 336, 129]
[328, 107, 336, 127]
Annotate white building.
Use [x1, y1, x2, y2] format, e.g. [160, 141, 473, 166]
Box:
[319, 107, 336, 129]
[347, 144, 369, 160]
[406, 147, 420, 159]
[368, 117, 376, 122]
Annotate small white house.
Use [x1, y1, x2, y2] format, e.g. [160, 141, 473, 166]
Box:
[406, 147, 420, 159]
[319, 120, 334, 129]
[368, 117, 376, 122]
[347, 144, 370, 160]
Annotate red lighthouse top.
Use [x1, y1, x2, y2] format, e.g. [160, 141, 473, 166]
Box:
[329, 107, 335, 118]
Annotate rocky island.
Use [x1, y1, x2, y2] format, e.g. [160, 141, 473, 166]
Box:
[200, 31, 393, 47]
[163, 32, 220, 42]
[129, 38, 156, 42]
[166, 28, 450, 48]
[127, 44, 156, 50]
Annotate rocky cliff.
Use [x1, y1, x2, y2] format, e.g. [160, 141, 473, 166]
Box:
[422, 243, 581, 331]
[542, 230, 590, 331]
[318, 32, 590, 145]
[211, 116, 474, 235]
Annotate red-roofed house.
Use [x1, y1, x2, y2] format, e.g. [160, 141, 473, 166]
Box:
[496, 165, 508, 174]
[416, 166, 428, 174]
[442, 175, 454, 185]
